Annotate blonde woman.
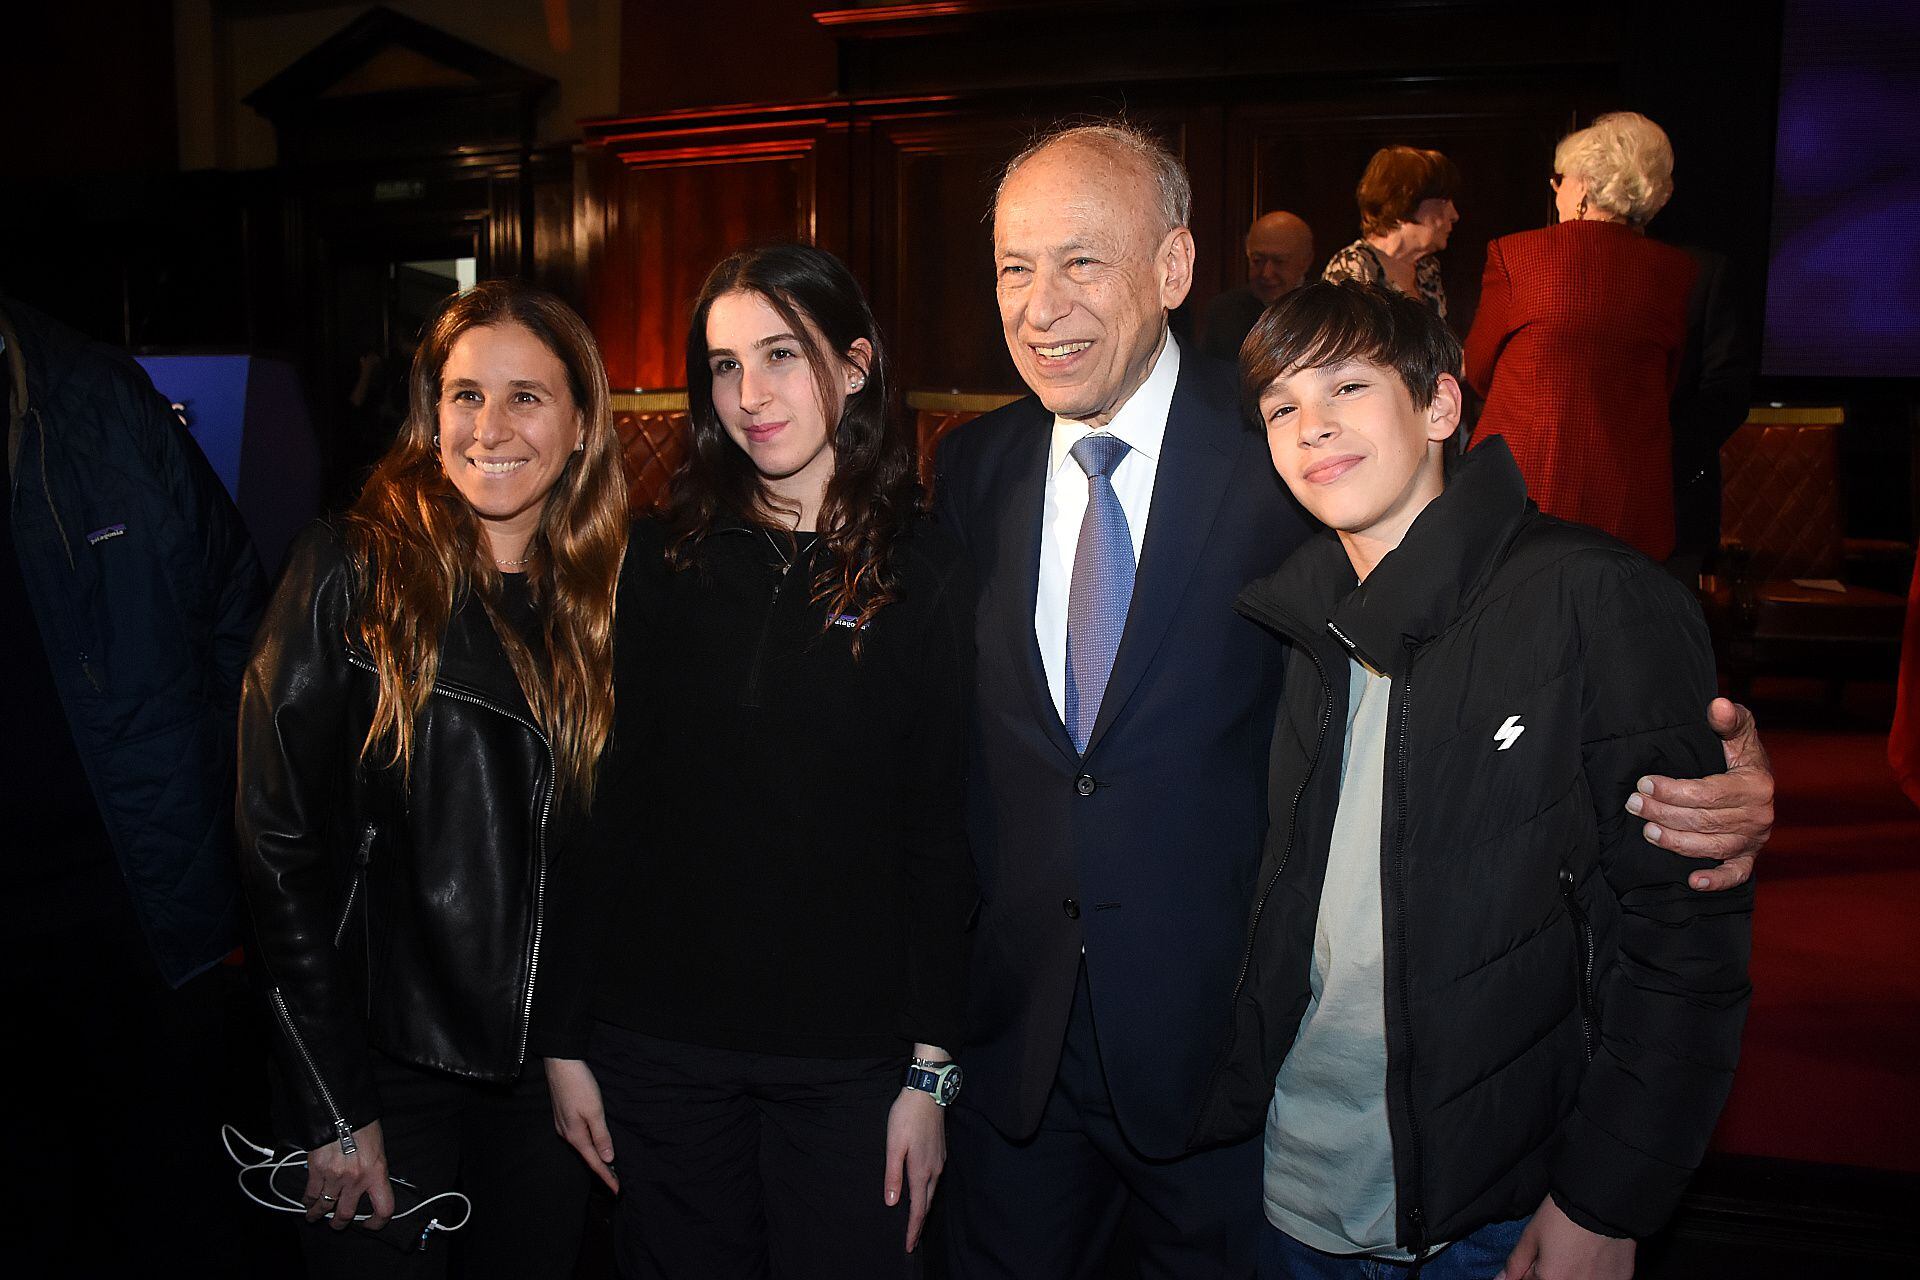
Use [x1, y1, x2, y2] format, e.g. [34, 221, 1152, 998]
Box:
[238, 280, 626, 1277]
[1464, 112, 1698, 561]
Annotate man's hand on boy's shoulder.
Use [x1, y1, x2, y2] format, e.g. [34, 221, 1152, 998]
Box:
[1624, 698, 1773, 893]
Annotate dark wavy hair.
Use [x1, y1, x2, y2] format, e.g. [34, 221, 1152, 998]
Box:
[1356, 146, 1462, 237]
[663, 243, 918, 651]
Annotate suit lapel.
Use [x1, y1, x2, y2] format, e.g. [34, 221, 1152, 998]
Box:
[991, 405, 1078, 764]
[1084, 370, 1239, 755]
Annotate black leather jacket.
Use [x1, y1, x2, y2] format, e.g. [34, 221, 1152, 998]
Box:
[238, 523, 556, 1148]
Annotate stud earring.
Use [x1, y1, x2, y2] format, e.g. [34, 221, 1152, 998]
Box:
[574, 439, 584, 452]
[432, 433, 440, 448]
[849, 376, 865, 391]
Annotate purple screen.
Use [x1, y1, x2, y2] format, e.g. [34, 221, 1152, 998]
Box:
[136, 354, 250, 498]
[1763, 0, 1920, 377]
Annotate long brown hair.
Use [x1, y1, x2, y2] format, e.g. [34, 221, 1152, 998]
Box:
[664, 243, 918, 651]
[342, 280, 626, 802]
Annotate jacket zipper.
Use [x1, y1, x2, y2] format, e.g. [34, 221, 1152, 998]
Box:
[270, 987, 357, 1153]
[1388, 638, 1430, 1260]
[28, 408, 78, 572]
[414, 679, 555, 1065]
[23, 410, 94, 683]
[331, 824, 377, 950]
[343, 652, 557, 1066]
[740, 545, 795, 709]
[1559, 866, 1598, 1060]
[1227, 638, 1333, 1002]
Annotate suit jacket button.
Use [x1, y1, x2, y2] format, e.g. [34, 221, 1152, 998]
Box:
[1074, 773, 1096, 796]
[1063, 898, 1081, 919]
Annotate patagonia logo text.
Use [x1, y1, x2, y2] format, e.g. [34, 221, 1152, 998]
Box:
[830, 614, 868, 630]
[87, 523, 127, 545]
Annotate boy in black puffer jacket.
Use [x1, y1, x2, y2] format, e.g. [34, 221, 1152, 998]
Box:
[1192, 282, 1753, 1280]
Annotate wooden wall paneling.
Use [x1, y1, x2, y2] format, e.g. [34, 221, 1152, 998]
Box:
[486, 167, 527, 276]
[865, 111, 1035, 395]
[527, 146, 578, 304]
[608, 152, 806, 389]
[580, 107, 852, 390]
[575, 146, 631, 385]
[1172, 105, 1230, 312]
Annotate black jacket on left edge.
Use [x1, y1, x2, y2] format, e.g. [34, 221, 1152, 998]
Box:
[238, 523, 557, 1148]
[3, 298, 264, 987]
[1192, 440, 1752, 1248]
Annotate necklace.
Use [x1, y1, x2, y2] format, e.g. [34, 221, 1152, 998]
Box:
[495, 553, 533, 569]
[762, 528, 796, 577]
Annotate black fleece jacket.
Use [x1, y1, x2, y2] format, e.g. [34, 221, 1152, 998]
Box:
[1193, 439, 1753, 1249]
[535, 515, 977, 1060]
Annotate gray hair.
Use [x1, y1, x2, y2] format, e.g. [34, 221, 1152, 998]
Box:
[995, 120, 1193, 234]
[1553, 111, 1676, 226]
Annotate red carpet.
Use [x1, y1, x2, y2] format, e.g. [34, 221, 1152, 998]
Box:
[1708, 688, 1920, 1173]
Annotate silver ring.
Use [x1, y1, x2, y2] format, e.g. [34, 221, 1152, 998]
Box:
[320, 1194, 337, 1203]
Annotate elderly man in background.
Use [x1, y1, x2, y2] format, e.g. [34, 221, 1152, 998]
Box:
[1201, 209, 1315, 361]
[931, 121, 1774, 1278]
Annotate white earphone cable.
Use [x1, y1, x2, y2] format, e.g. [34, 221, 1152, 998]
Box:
[222, 1125, 473, 1242]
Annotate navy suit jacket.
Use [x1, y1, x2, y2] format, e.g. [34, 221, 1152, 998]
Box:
[934, 350, 1312, 1157]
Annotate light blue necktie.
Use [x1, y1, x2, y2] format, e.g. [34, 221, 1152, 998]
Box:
[1065, 434, 1135, 753]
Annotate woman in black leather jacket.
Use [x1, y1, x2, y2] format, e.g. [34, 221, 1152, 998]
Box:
[237, 280, 627, 1276]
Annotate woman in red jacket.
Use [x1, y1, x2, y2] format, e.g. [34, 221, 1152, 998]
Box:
[1464, 112, 1698, 562]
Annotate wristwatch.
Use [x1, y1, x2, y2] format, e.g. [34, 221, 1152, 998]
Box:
[903, 1057, 964, 1107]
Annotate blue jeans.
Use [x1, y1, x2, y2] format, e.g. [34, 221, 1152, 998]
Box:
[1258, 1215, 1530, 1280]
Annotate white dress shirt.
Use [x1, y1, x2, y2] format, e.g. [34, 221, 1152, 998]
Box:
[1036, 332, 1181, 722]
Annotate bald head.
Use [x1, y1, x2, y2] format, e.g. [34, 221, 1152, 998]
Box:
[997, 123, 1192, 240]
[1244, 210, 1314, 305]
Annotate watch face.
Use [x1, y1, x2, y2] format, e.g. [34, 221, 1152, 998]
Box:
[937, 1064, 964, 1104]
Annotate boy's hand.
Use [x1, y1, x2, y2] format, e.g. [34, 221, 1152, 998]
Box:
[1496, 1194, 1634, 1280]
[1626, 698, 1772, 891]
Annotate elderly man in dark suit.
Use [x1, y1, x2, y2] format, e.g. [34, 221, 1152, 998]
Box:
[1201, 210, 1315, 362]
[933, 121, 1773, 1279]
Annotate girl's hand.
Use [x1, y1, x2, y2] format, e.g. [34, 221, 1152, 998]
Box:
[883, 1088, 945, 1252]
[546, 1057, 619, 1193]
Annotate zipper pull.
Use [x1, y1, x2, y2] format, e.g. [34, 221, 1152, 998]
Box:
[1408, 1206, 1429, 1258]
[334, 1118, 358, 1155]
[355, 825, 377, 865]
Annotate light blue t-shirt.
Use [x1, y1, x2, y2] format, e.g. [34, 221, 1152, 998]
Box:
[1262, 658, 1416, 1259]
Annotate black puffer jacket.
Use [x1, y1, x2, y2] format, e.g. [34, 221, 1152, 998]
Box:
[1192, 440, 1752, 1249]
[238, 523, 558, 1148]
[3, 298, 264, 986]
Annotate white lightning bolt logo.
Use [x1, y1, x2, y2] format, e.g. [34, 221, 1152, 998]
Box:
[1493, 715, 1526, 751]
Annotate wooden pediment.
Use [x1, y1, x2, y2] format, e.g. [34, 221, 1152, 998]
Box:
[245, 5, 550, 121]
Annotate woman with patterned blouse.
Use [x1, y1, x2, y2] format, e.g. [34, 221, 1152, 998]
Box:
[1322, 145, 1461, 319]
